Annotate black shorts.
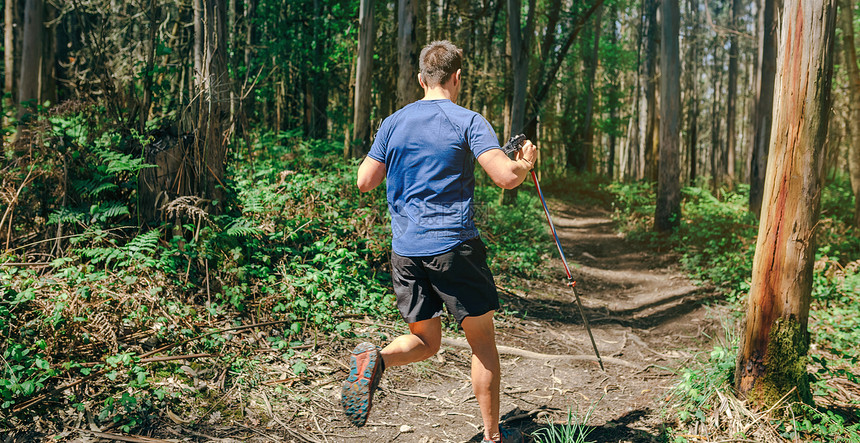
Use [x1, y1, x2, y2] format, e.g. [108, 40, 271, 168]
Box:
[391, 237, 499, 325]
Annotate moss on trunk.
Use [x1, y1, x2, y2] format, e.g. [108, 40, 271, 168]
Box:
[746, 317, 812, 408]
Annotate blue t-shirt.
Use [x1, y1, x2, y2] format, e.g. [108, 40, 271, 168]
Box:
[367, 99, 501, 257]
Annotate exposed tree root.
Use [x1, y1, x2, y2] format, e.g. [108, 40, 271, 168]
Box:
[440, 337, 639, 368]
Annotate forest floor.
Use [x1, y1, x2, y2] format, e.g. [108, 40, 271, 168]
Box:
[69, 201, 728, 443]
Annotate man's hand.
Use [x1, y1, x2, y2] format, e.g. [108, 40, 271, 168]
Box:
[515, 140, 537, 170]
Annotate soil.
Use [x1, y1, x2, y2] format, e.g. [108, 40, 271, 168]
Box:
[273, 202, 725, 443]
[63, 202, 726, 443]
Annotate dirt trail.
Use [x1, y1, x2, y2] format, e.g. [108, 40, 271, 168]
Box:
[284, 202, 721, 443]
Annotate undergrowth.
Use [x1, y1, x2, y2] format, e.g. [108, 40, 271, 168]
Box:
[0, 106, 547, 434]
[609, 180, 860, 442]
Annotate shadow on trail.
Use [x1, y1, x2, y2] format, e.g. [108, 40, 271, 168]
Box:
[499, 286, 716, 329]
[465, 408, 666, 442]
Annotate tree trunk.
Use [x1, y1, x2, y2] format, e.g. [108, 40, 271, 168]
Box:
[734, 0, 837, 407]
[642, 0, 659, 181]
[725, 0, 743, 185]
[3, 0, 13, 130]
[627, 0, 647, 181]
[656, 0, 681, 232]
[684, 0, 700, 185]
[193, 0, 203, 79]
[710, 45, 724, 193]
[839, 0, 860, 228]
[18, 0, 43, 117]
[582, 6, 604, 174]
[140, 0, 158, 132]
[351, 0, 375, 157]
[397, 0, 420, 108]
[750, 0, 780, 217]
[500, 0, 535, 206]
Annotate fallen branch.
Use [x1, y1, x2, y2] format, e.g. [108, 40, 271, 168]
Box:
[440, 337, 637, 368]
[68, 427, 172, 443]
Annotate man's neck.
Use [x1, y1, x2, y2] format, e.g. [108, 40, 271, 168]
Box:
[422, 86, 456, 102]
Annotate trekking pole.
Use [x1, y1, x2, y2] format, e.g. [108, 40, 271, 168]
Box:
[502, 135, 605, 371]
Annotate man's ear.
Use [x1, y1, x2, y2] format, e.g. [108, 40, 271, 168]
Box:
[418, 73, 425, 89]
[454, 69, 461, 84]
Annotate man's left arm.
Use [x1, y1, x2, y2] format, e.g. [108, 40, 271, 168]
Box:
[357, 156, 386, 192]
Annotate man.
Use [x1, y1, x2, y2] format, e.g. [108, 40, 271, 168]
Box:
[342, 40, 536, 443]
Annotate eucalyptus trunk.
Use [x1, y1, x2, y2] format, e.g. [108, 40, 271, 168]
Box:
[656, 0, 681, 232]
[839, 0, 860, 228]
[18, 0, 43, 117]
[749, 0, 780, 217]
[735, 0, 837, 407]
[397, 0, 420, 107]
[351, 0, 375, 157]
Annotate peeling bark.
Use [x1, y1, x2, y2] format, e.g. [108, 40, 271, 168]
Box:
[735, 0, 837, 407]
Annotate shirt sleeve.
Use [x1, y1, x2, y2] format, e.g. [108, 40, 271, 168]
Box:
[367, 118, 390, 163]
[468, 114, 501, 159]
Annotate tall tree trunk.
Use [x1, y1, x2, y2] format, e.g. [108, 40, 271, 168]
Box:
[725, 0, 743, 186]
[582, 6, 604, 173]
[750, 0, 780, 217]
[607, 4, 619, 180]
[397, 0, 420, 108]
[734, 0, 837, 407]
[351, 0, 375, 157]
[141, 0, 158, 132]
[198, 0, 230, 202]
[18, 0, 43, 117]
[500, 0, 535, 205]
[839, 0, 860, 228]
[3, 0, 13, 129]
[684, 0, 700, 185]
[656, 0, 681, 232]
[642, 0, 659, 181]
[710, 45, 724, 193]
[627, 0, 647, 180]
[193, 0, 203, 79]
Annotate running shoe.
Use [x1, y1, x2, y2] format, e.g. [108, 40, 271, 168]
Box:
[341, 342, 384, 427]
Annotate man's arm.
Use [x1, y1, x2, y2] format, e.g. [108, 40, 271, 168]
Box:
[357, 156, 386, 192]
[477, 140, 538, 190]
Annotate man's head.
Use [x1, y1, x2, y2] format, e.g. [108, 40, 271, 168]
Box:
[418, 40, 463, 88]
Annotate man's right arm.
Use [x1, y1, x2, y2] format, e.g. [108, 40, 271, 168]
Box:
[357, 156, 386, 192]
[476, 140, 538, 190]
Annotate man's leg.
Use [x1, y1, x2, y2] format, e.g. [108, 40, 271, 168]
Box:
[461, 311, 501, 440]
[380, 317, 442, 367]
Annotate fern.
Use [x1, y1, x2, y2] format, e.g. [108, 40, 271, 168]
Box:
[90, 201, 130, 224]
[225, 218, 262, 237]
[75, 230, 161, 269]
[93, 133, 156, 176]
[47, 208, 86, 226]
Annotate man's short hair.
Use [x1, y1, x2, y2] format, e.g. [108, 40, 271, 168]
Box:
[419, 41, 463, 87]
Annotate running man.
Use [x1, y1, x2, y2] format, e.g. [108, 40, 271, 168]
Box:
[343, 40, 537, 443]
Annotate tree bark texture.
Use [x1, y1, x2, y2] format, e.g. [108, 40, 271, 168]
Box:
[4, 0, 15, 118]
[352, 0, 375, 157]
[642, 0, 659, 182]
[735, 0, 837, 406]
[725, 0, 743, 183]
[684, 0, 700, 185]
[750, 0, 780, 217]
[500, 0, 535, 206]
[839, 0, 860, 228]
[582, 6, 603, 173]
[397, 0, 420, 108]
[18, 0, 43, 116]
[656, 0, 681, 232]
